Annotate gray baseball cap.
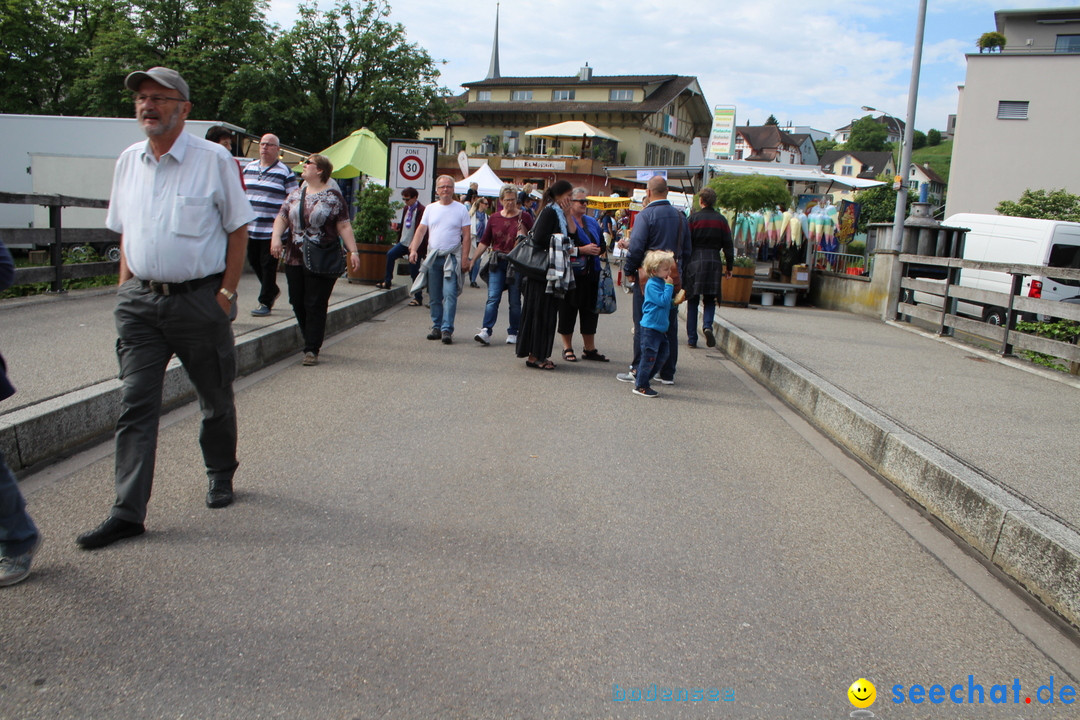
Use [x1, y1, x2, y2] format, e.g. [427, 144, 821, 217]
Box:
[124, 67, 190, 101]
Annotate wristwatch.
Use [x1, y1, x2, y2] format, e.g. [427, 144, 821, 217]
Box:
[218, 287, 237, 302]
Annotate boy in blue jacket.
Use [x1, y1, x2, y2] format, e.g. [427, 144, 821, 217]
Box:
[634, 250, 684, 397]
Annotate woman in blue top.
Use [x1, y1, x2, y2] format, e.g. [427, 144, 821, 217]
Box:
[557, 187, 608, 362]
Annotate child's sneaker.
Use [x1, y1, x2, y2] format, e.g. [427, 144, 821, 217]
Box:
[632, 386, 658, 398]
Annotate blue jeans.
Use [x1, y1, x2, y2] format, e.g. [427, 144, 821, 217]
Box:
[685, 294, 717, 346]
[631, 283, 679, 380]
[384, 244, 422, 301]
[427, 254, 460, 333]
[482, 259, 521, 336]
[0, 450, 39, 557]
[636, 326, 670, 389]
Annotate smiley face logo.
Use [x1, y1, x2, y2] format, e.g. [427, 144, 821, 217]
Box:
[848, 678, 876, 708]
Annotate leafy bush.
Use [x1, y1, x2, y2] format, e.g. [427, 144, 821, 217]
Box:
[351, 183, 402, 245]
[996, 189, 1080, 222]
[1015, 319, 1080, 372]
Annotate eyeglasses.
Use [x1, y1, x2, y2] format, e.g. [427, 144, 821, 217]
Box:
[436, 185, 454, 190]
[571, 199, 588, 205]
[303, 159, 315, 165]
[260, 142, 280, 147]
[133, 93, 186, 106]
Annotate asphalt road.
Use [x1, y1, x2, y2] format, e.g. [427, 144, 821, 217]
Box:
[2, 286, 1078, 719]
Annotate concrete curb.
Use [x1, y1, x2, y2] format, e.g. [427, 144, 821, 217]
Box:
[712, 316, 1080, 629]
[2, 286, 406, 475]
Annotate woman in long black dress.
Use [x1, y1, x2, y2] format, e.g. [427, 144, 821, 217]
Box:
[516, 180, 574, 370]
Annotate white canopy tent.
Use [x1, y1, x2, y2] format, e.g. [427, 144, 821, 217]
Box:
[454, 162, 506, 196]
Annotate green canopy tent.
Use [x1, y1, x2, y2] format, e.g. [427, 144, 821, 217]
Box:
[295, 127, 387, 180]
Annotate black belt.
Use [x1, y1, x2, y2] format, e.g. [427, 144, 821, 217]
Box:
[139, 274, 221, 296]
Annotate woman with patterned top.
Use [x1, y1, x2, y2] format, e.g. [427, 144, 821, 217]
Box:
[270, 154, 360, 366]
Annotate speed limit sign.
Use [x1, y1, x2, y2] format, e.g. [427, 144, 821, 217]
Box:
[389, 139, 439, 205]
[399, 155, 424, 181]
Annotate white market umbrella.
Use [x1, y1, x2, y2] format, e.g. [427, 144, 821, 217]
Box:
[524, 120, 621, 141]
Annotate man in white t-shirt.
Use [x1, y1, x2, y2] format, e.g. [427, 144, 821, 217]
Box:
[409, 175, 471, 343]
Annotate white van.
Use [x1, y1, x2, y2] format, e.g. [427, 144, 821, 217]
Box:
[936, 213, 1080, 324]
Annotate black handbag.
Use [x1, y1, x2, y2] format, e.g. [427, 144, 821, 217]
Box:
[506, 232, 548, 279]
[298, 186, 346, 278]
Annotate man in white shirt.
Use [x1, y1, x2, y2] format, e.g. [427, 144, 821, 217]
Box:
[409, 175, 472, 343]
[77, 67, 254, 550]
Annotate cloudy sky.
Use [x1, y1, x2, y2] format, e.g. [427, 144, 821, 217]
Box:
[267, 0, 1077, 136]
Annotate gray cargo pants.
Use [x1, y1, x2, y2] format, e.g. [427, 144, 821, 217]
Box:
[111, 277, 238, 523]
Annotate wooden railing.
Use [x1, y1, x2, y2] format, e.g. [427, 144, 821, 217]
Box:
[896, 253, 1080, 372]
[0, 192, 119, 292]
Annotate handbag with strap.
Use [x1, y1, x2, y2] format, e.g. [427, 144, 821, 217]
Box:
[506, 232, 549, 279]
[595, 254, 617, 314]
[299, 186, 346, 278]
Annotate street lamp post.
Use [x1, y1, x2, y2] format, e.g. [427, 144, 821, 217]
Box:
[328, 39, 347, 145]
[884, 0, 929, 321]
[861, 105, 901, 170]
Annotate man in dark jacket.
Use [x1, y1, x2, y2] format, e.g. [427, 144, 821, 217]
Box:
[0, 239, 42, 586]
[684, 187, 734, 348]
[617, 175, 691, 385]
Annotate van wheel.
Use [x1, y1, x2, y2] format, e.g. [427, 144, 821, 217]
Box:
[983, 307, 1008, 326]
[103, 244, 121, 262]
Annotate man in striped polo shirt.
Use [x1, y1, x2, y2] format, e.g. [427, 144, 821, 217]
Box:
[243, 133, 298, 316]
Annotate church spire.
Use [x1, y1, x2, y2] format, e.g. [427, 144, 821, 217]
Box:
[486, 3, 501, 80]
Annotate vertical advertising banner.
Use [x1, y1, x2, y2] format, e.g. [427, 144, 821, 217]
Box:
[708, 106, 737, 159]
[387, 139, 439, 206]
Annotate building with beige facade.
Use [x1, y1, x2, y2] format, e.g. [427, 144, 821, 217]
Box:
[946, 6, 1080, 216]
[423, 66, 712, 196]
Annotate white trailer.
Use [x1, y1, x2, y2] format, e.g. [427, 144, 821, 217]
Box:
[0, 113, 245, 251]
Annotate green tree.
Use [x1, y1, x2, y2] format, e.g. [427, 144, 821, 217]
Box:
[926, 128, 942, 146]
[0, 0, 75, 113]
[996, 189, 1080, 222]
[222, 0, 451, 151]
[845, 115, 888, 152]
[977, 31, 1006, 53]
[852, 177, 910, 233]
[765, 114, 779, 126]
[912, 130, 927, 151]
[814, 138, 839, 157]
[708, 174, 790, 215]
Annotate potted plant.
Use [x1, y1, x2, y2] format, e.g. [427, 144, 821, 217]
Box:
[721, 254, 756, 307]
[350, 183, 402, 283]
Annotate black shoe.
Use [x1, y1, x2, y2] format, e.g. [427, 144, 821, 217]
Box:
[206, 479, 234, 509]
[703, 327, 716, 348]
[441, 331, 453, 344]
[76, 517, 145, 550]
[426, 329, 441, 340]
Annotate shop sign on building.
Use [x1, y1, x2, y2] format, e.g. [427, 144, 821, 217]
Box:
[512, 159, 567, 171]
[708, 106, 737, 159]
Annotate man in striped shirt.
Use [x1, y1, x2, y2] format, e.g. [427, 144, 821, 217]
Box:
[243, 134, 298, 316]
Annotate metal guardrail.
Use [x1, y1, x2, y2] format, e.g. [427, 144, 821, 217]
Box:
[0, 192, 119, 292]
[813, 251, 873, 278]
[896, 253, 1080, 372]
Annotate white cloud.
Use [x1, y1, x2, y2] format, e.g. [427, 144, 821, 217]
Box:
[262, 0, 1079, 135]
